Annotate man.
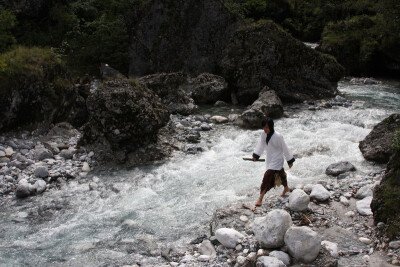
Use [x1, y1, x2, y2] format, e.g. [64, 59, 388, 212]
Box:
[252, 118, 295, 206]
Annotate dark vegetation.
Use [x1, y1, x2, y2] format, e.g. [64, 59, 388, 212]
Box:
[1, 0, 399, 77]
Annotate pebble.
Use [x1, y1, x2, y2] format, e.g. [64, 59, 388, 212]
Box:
[257, 249, 264, 256]
[363, 255, 370, 262]
[198, 255, 209, 262]
[5, 147, 14, 157]
[393, 259, 399, 265]
[359, 237, 372, 245]
[389, 241, 400, 249]
[236, 255, 246, 265]
[235, 244, 242, 251]
[0, 151, 5, 157]
[345, 211, 355, 217]
[82, 162, 90, 172]
[239, 215, 248, 222]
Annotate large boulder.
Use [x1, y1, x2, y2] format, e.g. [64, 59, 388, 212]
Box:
[221, 21, 344, 105]
[129, 0, 243, 77]
[371, 151, 400, 237]
[188, 73, 229, 104]
[215, 228, 244, 249]
[235, 88, 283, 128]
[325, 161, 356, 176]
[79, 75, 170, 163]
[288, 189, 310, 212]
[284, 226, 321, 263]
[138, 72, 197, 115]
[355, 185, 373, 199]
[359, 114, 400, 163]
[253, 209, 293, 248]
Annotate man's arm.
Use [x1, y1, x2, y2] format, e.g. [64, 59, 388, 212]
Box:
[252, 132, 266, 161]
[281, 135, 295, 168]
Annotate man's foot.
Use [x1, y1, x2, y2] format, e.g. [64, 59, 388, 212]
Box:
[255, 201, 262, 207]
[280, 187, 290, 197]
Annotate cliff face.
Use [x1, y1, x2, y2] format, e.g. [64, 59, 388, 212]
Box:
[221, 21, 344, 104]
[129, 0, 243, 77]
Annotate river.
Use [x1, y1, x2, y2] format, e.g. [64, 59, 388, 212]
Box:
[0, 79, 399, 266]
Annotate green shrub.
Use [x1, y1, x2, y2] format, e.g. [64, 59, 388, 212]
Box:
[0, 8, 17, 53]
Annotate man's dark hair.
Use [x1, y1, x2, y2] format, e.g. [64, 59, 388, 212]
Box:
[261, 118, 274, 130]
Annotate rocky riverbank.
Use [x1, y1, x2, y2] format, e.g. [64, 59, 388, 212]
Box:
[166, 164, 399, 267]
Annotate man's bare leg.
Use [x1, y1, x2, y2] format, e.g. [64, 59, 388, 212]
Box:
[255, 190, 267, 206]
[280, 186, 290, 197]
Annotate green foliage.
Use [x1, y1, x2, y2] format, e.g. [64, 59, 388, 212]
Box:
[0, 46, 70, 101]
[0, 8, 17, 53]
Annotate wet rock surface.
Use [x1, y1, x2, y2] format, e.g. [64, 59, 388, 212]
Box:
[359, 113, 400, 163]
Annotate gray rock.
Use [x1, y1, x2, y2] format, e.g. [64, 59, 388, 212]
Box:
[303, 184, 314, 194]
[199, 240, 216, 258]
[189, 73, 229, 104]
[235, 89, 283, 129]
[288, 189, 310, 211]
[33, 148, 53, 161]
[34, 179, 47, 194]
[256, 256, 286, 267]
[215, 228, 244, 249]
[15, 179, 31, 198]
[389, 241, 400, 249]
[355, 185, 373, 199]
[359, 114, 400, 163]
[253, 209, 293, 248]
[310, 184, 330, 201]
[326, 161, 356, 176]
[138, 72, 198, 115]
[356, 196, 373, 216]
[269, 251, 290, 266]
[200, 123, 211, 131]
[34, 166, 49, 178]
[59, 149, 74, 160]
[0, 151, 5, 157]
[284, 226, 321, 263]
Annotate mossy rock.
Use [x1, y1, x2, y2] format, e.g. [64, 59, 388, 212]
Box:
[0, 46, 85, 132]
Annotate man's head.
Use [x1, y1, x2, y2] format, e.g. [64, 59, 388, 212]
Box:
[261, 118, 274, 134]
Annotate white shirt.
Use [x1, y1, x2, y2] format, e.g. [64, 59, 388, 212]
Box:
[253, 131, 294, 170]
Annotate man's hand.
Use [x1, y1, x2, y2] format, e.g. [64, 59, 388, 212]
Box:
[289, 163, 293, 168]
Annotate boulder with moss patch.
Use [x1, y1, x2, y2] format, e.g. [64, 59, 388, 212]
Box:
[221, 21, 344, 104]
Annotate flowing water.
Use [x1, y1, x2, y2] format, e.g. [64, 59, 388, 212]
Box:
[0, 80, 399, 266]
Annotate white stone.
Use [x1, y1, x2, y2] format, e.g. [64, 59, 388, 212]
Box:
[340, 196, 350, 206]
[363, 255, 370, 262]
[303, 184, 314, 194]
[345, 211, 355, 217]
[215, 228, 244, 249]
[180, 255, 195, 263]
[82, 162, 91, 172]
[288, 189, 310, 211]
[253, 209, 293, 248]
[355, 185, 373, 199]
[284, 226, 321, 263]
[239, 215, 248, 222]
[199, 240, 216, 258]
[34, 179, 47, 194]
[210, 115, 229, 124]
[5, 147, 14, 157]
[247, 252, 257, 261]
[356, 196, 373, 216]
[321, 240, 339, 258]
[310, 184, 330, 201]
[359, 237, 372, 245]
[198, 255, 210, 262]
[256, 256, 286, 267]
[269, 250, 290, 266]
[0, 151, 5, 157]
[257, 249, 265, 256]
[236, 255, 246, 265]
